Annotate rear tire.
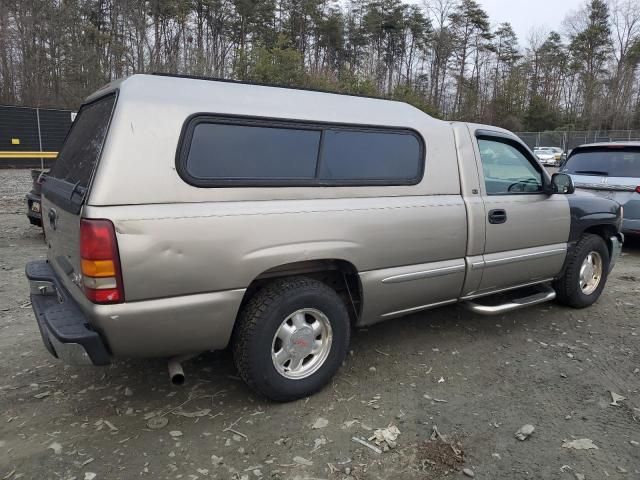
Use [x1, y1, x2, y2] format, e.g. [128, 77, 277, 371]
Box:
[232, 277, 350, 402]
[554, 234, 610, 308]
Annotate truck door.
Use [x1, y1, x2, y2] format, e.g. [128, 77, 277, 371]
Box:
[470, 128, 570, 294]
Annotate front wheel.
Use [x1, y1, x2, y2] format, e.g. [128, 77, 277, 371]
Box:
[232, 277, 350, 402]
[554, 234, 610, 308]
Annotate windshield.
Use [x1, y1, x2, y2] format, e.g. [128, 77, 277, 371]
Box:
[562, 148, 640, 177]
[49, 94, 116, 188]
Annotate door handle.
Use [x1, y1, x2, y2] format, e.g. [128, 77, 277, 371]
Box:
[488, 209, 507, 224]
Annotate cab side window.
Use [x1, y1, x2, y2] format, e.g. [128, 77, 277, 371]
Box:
[477, 138, 543, 195]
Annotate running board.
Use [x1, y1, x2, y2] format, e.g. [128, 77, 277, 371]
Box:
[463, 286, 556, 315]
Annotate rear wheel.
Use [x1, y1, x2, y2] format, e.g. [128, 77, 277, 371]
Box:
[232, 277, 350, 402]
[554, 234, 610, 308]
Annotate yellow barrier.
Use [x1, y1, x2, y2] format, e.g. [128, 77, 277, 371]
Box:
[0, 151, 58, 159]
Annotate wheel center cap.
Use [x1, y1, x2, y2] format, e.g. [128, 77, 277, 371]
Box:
[288, 327, 314, 356]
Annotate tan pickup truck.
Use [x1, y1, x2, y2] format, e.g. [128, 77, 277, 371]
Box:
[26, 74, 623, 401]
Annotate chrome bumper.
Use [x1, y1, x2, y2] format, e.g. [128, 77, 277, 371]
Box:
[609, 234, 624, 273]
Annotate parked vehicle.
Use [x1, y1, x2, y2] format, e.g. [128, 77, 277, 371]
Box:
[26, 74, 623, 401]
[550, 147, 564, 162]
[25, 169, 47, 226]
[561, 142, 640, 235]
[534, 147, 559, 166]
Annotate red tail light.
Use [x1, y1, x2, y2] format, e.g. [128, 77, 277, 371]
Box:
[80, 219, 124, 304]
[636, 186, 640, 194]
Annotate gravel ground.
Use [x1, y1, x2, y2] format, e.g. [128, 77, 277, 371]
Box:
[1, 169, 639, 480]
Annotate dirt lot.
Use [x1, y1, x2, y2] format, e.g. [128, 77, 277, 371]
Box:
[1, 169, 639, 480]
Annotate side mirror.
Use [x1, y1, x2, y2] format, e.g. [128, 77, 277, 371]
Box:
[550, 172, 575, 194]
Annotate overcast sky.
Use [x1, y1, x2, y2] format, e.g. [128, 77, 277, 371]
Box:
[477, 0, 585, 43]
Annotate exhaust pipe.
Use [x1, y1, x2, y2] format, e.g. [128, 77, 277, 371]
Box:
[168, 357, 186, 385]
[167, 353, 200, 385]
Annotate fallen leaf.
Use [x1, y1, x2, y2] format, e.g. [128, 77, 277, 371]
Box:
[147, 416, 168, 430]
[48, 442, 62, 454]
[173, 409, 211, 418]
[515, 424, 535, 441]
[610, 391, 626, 406]
[342, 420, 359, 429]
[312, 417, 328, 429]
[103, 420, 118, 431]
[311, 436, 327, 452]
[562, 438, 598, 450]
[369, 425, 401, 449]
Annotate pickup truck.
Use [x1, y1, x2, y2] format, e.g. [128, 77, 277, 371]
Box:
[26, 74, 623, 401]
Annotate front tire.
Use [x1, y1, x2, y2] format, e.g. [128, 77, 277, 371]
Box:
[554, 234, 610, 308]
[232, 277, 350, 402]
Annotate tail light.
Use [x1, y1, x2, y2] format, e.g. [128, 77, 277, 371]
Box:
[80, 219, 124, 304]
[635, 186, 640, 194]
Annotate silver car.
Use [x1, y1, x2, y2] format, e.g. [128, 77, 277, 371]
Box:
[534, 147, 558, 166]
[561, 143, 640, 235]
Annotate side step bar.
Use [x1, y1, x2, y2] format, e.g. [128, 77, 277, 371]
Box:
[463, 286, 556, 315]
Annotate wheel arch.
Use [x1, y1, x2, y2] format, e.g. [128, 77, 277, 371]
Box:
[566, 193, 622, 267]
[558, 222, 619, 280]
[583, 224, 619, 257]
[239, 259, 363, 326]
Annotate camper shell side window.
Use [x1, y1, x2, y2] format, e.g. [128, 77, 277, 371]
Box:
[176, 115, 425, 187]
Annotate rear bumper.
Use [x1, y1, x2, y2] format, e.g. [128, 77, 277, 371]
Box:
[25, 261, 111, 366]
[26, 260, 245, 360]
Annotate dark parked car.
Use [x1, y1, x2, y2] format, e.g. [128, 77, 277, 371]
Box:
[561, 142, 640, 235]
[26, 169, 47, 226]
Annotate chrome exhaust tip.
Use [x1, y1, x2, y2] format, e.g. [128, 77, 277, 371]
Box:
[168, 357, 186, 385]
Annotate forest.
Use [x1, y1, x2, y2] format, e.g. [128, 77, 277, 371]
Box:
[0, 0, 639, 131]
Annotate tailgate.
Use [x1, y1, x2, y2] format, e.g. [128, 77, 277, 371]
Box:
[41, 94, 116, 294]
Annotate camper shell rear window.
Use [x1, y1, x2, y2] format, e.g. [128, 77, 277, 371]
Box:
[49, 94, 116, 188]
[42, 94, 116, 214]
[176, 115, 425, 187]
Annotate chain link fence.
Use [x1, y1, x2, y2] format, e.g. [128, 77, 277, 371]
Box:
[515, 130, 640, 153]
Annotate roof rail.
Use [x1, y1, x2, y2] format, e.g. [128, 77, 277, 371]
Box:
[150, 72, 400, 103]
